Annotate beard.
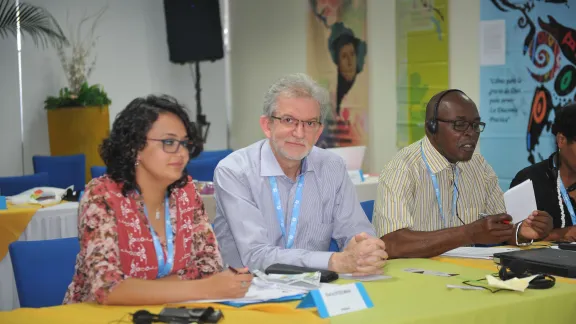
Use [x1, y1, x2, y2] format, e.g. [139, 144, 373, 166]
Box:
[270, 136, 311, 161]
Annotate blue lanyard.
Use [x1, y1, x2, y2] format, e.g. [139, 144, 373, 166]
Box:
[559, 180, 576, 225]
[269, 176, 305, 249]
[420, 143, 459, 228]
[143, 196, 174, 278]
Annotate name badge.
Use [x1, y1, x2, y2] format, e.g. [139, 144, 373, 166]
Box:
[347, 170, 364, 184]
[297, 282, 373, 318]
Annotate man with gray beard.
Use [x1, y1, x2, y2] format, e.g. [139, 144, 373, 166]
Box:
[213, 73, 387, 276]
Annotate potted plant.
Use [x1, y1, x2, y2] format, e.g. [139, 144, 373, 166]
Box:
[43, 5, 110, 182]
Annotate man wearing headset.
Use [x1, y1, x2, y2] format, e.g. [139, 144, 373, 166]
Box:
[372, 89, 553, 258]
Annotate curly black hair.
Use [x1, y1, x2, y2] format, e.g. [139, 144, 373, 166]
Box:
[99, 95, 203, 196]
[552, 102, 576, 143]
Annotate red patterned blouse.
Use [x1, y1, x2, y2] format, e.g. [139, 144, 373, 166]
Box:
[63, 175, 223, 304]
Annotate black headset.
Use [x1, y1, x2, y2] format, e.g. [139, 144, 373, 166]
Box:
[426, 89, 466, 134]
[498, 260, 556, 289]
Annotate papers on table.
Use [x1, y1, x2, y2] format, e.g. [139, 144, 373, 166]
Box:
[184, 270, 322, 306]
[504, 179, 537, 224]
[441, 247, 519, 260]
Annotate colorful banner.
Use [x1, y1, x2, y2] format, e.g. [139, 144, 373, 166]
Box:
[307, 0, 368, 148]
[396, 0, 449, 148]
[480, 0, 576, 190]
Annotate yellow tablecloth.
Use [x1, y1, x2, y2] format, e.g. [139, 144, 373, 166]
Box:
[0, 301, 326, 324]
[1, 258, 575, 323]
[0, 204, 42, 260]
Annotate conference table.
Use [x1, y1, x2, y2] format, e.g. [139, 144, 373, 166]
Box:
[1, 255, 575, 324]
[0, 179, 379, 311]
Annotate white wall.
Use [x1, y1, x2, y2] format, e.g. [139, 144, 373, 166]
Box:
[0, 11, 23, 178]
[1, 0, 482, 176]
[229, 0, 481, 173]
[0, 0, 228, 177]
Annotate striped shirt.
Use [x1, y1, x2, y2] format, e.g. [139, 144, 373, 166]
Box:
[213, 139, 375, 271]
[373, 136, 505, 236]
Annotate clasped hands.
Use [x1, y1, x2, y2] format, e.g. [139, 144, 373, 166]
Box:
[329, 232, 388, 276]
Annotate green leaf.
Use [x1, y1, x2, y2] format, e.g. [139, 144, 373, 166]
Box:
[44, 81, 111, 110]
[0, 0, 68, 48]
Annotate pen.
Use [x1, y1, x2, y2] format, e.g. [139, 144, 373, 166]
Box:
[228, 265, 240, 274]
[479, 213, 510, 224]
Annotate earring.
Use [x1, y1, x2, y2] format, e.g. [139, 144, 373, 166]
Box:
[135, 160, 140, 166]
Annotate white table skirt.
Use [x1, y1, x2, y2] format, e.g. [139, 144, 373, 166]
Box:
[0, 202, 79, 311]
[355, 176, 379, 202]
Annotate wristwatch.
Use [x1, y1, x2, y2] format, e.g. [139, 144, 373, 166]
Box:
[515, 221, 534, 246]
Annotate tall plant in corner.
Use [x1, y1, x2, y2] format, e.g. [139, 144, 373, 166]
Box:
[44, 5, 111, 110]
[0, 0, 68, 48]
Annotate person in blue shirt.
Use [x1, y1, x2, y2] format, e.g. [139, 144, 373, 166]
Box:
[213, 73, 386, 275]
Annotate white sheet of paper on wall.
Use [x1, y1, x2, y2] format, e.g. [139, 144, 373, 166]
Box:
[480, 20, 506, 66]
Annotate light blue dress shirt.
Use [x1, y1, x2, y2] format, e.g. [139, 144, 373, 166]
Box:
[213, 139, 376, 271]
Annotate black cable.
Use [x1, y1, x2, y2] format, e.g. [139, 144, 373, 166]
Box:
[452, 165, 466, 226]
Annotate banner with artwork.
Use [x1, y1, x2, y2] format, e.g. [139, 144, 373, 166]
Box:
[396, 0, 449, 148]
[307, 0, 368, 148]
[480, 0, 576, 190]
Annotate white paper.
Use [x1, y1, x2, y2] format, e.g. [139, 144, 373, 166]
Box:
[183, 277, 307, 305]
[347, 170, 364, 184]
[339, 273, 392, 281]
[441, 247, 520, 260]
[504, 179, 537, 224]
[403, 268, 458, 277]
[447, 284, 484, 291]
[486, 274, 538, 292]
[319, 283, 367, 317]
[480, 20, 506, 66]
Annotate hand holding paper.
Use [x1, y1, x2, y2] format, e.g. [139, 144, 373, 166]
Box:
[518, 210, 554, 241]
[504, 179, 537, 224]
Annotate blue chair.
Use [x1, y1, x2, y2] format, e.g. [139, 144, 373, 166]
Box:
[90, 166, 107, 179]
[361, 200, 375, 222]
[33, 154, 86, 190]
[9, 238, 80, 307]
[329, 200, 375, 252]
[197, 149, 232, 161]
[186, 156, 222, 182]
[0, 173, 50, 196]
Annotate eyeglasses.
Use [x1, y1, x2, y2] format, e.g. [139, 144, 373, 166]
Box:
[437, 119, 486, 133]
[270, 115, 322, 131]
[147, 138, 196, 154]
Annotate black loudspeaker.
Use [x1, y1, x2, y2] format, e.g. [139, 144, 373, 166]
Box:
[426, 89, 465, 134]
[164, 0, 224, 64]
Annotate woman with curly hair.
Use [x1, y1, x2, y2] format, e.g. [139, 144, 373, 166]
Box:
[511, 102, 576, 241]
[63, 95, 252, 305]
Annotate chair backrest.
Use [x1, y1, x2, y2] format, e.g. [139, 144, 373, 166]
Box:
[33, 154, 86, 191]
[329, 200, 375, 252]
[9, 238, 80, 307]
[196, 149, 233, 161]
[360, 200, 375, 222]
[90, 166, 107, 179]
[0, 173, 50, 196]
[186, 156, 222, 182]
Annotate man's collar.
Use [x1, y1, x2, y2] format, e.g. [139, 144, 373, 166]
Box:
[422, 136, 457, 174]
[260, 140, 314, 177]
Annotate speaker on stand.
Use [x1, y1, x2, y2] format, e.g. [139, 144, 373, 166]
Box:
[164, 0, 225, 144]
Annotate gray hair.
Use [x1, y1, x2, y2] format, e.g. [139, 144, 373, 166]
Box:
[262, 73, 331, 123]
